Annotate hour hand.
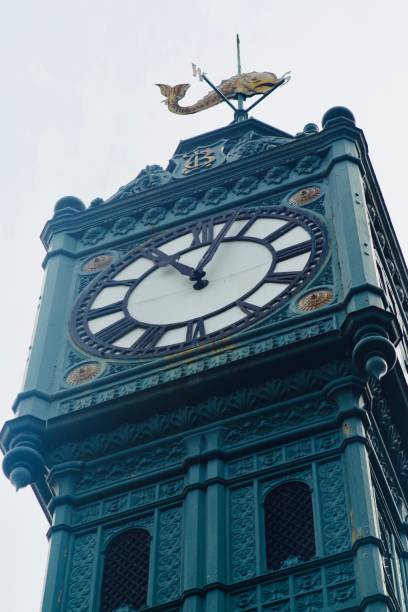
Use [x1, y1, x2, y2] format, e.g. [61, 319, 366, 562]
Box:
[194, 206, 243, 275]
[143, 247, 196, 278]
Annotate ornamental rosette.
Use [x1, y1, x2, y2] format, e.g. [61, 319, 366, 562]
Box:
[202, 186, 228, 206]
[173, 196, 197, 216]
[264, 165, 291, 184]
[295, 155, 321, 175]
[233, 175, 259, 195]
[112, 216, 136, 235]
[141, 206, 167, 226]
[81, 226, 107, 245]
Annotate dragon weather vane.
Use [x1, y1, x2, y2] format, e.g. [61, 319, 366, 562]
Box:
[157, 35, 290, 123]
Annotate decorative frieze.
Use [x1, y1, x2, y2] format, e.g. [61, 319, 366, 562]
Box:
[75, 442, 186, 493]
[50, 360, 349, 466]
[58, 319, 337, 415]
[106, 132, 324, 206]
[230, 559, 355, 611]
[73, 152, 328, 249]
[73, 478, 184, 526]
[223, 400, 337, 448]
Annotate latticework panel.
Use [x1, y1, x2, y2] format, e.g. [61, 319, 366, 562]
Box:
[265, 482, 315, 570]
[100, 528, 150, 612]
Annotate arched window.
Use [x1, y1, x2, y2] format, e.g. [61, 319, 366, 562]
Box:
[265, 481, 315, 570]
[100, 528, 150, 612]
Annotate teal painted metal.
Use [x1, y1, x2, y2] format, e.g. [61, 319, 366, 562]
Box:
[2, 108, 408, 611]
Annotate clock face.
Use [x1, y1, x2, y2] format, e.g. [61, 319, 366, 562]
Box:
[71, 206, 327, 359]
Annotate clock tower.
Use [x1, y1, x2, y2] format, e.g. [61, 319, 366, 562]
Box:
[2, 105, 408, 612]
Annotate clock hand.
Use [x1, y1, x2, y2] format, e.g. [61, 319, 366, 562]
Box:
[192, 206, 243, 278]
[143, 247, 196, 278]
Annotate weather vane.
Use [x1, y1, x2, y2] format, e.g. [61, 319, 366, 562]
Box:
[157, 34, 290, 123]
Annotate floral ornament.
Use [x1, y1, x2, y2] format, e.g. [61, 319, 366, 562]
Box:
[377, 232, 386, 249]
[289, 187, 321, 206]
[89, 197, 104, 208]
[233, 175, 259, 195]
[232, 591, 256, 609]
[385, 258, 395, 276]
[112, 216, 136, 235]
[81, 226, 107, 245]
[396, 285, 405, 303]
[202, 186, 228, 206]
[173, 196, 197, 216]
[141, 206, 167, 226]
[295, 154, 321, 175]
[297, 289, 333, 311]
[66, 362, 102, 385]
[226, 130, 291, 162]
[116, 165, 172, 200]
[83, 254, 114, 272]
[264, 165, 291, 184]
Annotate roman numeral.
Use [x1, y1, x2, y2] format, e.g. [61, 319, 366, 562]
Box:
[265, 272, 300, 283]
[95, 318, 139, 344]
[237, 300, 261, 315]
[88, 301, 124, 320]
[134, 325, 166, 349]
[191, 220, 215, 247]
[264, 221, 297, 242]
[275, 240, 312, 262]
[186, 319, 206, 342]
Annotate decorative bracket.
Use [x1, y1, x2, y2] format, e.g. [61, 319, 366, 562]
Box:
[352, 331, 397, 381]
[1, 416, 46, 490]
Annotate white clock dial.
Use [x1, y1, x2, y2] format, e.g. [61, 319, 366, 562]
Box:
[71, 206, 326, 359]
[127, 241, 273, 325]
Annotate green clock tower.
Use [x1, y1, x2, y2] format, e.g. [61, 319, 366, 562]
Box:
[2, 83, 408, 611]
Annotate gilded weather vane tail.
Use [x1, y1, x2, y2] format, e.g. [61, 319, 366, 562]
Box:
[156, 83, 191, 109]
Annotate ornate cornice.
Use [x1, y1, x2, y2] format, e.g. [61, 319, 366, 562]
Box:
[40, 118, 366, 250]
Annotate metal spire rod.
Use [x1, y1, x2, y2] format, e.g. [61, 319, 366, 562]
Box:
[236, 34, 242, 75]
[236, 34, 245, 117]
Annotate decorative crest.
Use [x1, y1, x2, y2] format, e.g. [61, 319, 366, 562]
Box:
[156, 35, 290, 122]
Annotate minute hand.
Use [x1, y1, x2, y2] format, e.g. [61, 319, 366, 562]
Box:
[193, 207, 243, 274]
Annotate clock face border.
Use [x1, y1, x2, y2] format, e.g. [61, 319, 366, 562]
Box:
[70, 205, 328, 360]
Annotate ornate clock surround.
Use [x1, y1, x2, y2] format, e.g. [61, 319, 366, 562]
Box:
[70, 205, 327, 360]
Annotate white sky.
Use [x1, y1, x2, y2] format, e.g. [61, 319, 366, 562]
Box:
[1, 1, 407, 609]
